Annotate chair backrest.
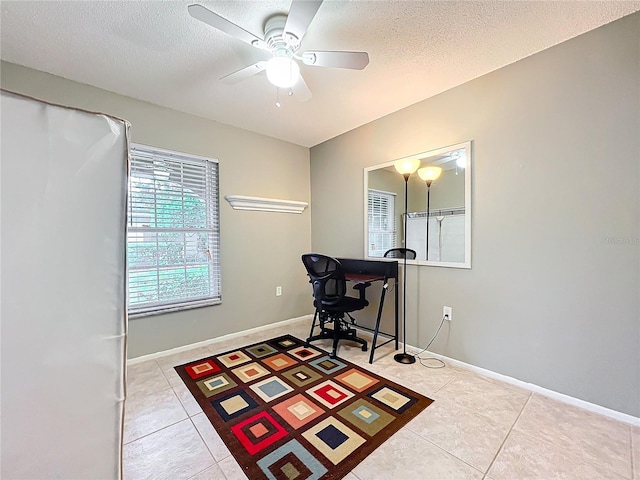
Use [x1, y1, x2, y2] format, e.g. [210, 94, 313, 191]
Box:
[384, 248, 417, 259]
[301, 254, 346, 307]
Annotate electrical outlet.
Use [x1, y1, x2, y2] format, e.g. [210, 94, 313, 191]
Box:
[443, 306, 452, 321]
[276, 286, 282, 296]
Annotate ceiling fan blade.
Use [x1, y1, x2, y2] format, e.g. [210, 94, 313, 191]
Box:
[220, 61, 267, 84]
[284, 0, 323, 42]
[301, 51, 369, 70]
[188, 4, 267, 49]
[292, 73, 312, 102]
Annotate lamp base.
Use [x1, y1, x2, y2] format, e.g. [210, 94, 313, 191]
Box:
[393, 353, 416, 364]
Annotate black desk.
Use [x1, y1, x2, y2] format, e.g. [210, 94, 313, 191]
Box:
[336, 258, 399, 363]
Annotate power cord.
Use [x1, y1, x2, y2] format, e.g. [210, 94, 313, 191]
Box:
[412, 313, 448, 368]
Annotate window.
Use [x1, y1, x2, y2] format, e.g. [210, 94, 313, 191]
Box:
[127, 144, 221, 316]
[368, 189, 396, 257]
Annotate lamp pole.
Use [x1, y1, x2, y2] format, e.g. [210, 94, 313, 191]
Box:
[418, 167, 443, 262]
[426, 181, 432, 261]
[394, 172, 416, 364]
[392, 158, 420, 364]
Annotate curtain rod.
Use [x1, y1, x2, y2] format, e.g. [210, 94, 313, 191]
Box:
[406, 206, 465, 218]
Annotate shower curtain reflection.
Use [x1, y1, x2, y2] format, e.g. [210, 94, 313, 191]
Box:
[406, 211, 465, 262]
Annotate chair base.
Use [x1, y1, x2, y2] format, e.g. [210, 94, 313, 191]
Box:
[307, 315, 368, 358]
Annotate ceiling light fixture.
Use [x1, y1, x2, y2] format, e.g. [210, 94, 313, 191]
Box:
[266, 56, 300, 89]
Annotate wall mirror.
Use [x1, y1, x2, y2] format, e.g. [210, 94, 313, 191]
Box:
[364, 141, 471, 268]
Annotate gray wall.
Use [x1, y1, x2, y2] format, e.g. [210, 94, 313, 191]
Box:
[310, 14, 640, 416]
[1, 62, 313, 358]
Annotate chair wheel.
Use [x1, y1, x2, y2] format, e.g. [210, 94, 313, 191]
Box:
[362, 345, 367, 352]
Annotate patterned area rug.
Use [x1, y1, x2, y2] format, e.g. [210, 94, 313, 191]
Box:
[175, 335, 433, 480]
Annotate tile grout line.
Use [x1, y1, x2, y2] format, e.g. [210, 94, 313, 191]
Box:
[123, 417, 192, 446]
[156, 358, 171, 381]
[507, 410, 634, 479]
[447, 389, 532, 435]
[126, 384, 174, 402]
[431, 369, 463, 396]
[535, 391, 636, 476]
[629, 425, 635, 480]
[402, 375, 533, 475]
[416, 432, 486, 475]
[124, 387, 190, 445]
[184, 463, 218, 480]
[483, 390, 534, 476]
[512, 425, 634, 479]
[348, 470, 365, 480]
[189, 410, 231, 462]
[188, 415, 228, 471]
[398, 401, 489, 476]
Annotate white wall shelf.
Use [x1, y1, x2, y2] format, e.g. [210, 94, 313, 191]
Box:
[225, 195, 308, 214]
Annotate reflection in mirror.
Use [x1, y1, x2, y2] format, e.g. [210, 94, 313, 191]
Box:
[364, 141, 471, 268]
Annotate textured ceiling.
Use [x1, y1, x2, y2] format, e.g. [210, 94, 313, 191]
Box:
[1, 1, 639, 147]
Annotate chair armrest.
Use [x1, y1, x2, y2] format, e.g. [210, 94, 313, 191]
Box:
[352, 282, 372, 301]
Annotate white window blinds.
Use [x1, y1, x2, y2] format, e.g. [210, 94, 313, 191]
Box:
[368, 189, 396, 257]
[128, 144, 221, 316]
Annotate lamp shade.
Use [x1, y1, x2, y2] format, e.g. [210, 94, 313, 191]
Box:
[394, 158, 421, 175]
[418, 166, 443, 182]
[266, 57, 300, 88]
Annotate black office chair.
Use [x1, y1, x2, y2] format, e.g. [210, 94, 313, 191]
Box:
[384, 248, 417, 259]
[301, 253, 368, 358]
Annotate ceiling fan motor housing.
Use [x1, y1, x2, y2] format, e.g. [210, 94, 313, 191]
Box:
[264, 14, 299, 57]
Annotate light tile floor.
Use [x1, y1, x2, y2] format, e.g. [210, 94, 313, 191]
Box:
[124, 319, 639, 480]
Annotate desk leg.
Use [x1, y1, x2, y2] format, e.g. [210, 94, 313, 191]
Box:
[369, 284, 387, 364]
[394, 275, 399, 350]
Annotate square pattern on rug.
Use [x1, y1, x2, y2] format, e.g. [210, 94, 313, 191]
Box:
[175, 335, 433, 480]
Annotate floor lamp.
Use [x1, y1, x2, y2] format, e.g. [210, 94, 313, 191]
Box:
[418, 166, 442, 261]
[393, 158, 421, 365]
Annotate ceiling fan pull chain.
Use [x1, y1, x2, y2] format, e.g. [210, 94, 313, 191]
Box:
[275, 88, 281, 108]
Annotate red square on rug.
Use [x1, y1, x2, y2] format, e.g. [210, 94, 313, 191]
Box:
[185, 359, 221, 379]
[231, 411, 288, 455]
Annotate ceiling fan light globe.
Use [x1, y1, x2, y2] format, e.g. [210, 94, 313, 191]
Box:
[266, 57, 300, 88]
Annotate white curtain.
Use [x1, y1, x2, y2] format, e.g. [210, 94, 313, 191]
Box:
[406, 214, 465, 262]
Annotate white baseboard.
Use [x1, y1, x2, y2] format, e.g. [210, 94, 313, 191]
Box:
[127, 314, 313, 365]
[128, 319, 638, 426]
[405, 344, 639, 426]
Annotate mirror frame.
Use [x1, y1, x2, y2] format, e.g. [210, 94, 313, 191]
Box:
[363, 141, 472, 268]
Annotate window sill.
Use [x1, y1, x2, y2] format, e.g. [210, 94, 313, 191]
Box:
[128, 299, 221, 319]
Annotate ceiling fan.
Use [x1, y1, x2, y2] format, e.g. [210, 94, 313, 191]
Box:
[188, 0, 369, 102]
